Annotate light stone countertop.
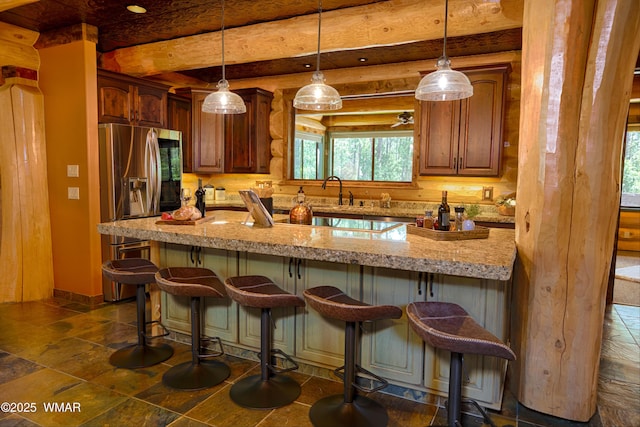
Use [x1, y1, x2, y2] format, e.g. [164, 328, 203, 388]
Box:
[205, 196, 516, 224]
[98, 211, 516, 281]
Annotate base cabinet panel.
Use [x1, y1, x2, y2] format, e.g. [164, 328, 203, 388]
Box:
[424, 274, 509, 409]
[294, 259, 360, 367]
[158, 244, 510, 409]
[238, 252, 297, 354]
[160, 243, 238, 343]
[361, 267, 425, 385]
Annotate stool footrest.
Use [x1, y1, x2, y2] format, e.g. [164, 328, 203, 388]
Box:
[333, 363, 389, 393]
[142, 320, 171, 341]
[463, 398, 496, 427]
[199, 336, 225, 359]
[257, 348, 299, 374]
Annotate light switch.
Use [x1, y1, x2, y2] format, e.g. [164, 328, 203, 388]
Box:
[67, 164, 79, 177]
[68, 187, 80, 200]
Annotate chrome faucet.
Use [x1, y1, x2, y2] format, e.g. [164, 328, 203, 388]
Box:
[321, 175, 343, 205]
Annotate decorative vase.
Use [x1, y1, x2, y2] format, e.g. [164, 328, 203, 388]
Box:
[462, 219, 475, 231]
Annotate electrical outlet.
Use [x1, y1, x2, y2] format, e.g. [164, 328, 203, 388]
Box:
[482, 186, 493, 201]
[68, 187, 80, 200]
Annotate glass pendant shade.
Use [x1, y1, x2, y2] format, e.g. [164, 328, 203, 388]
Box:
[293, 71, 342, 111]
[415, 57, 473, 101]
[201, 0, 245, 114]
[202, 79, 246, 114]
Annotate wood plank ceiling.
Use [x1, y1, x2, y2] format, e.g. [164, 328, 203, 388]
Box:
[0, 0, 524, 84]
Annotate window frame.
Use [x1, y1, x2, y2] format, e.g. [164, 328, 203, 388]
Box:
[292, 130, 325, 180]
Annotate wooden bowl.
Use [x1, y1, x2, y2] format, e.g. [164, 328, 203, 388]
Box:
[498, 205, 516, 216]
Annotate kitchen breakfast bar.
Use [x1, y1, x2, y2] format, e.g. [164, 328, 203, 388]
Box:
[98, 210, 517, 410]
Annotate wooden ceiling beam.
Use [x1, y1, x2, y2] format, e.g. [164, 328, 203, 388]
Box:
[0, 0, 37, 13]
[0, 21, 38, 70]
[99, 0, 523, 77]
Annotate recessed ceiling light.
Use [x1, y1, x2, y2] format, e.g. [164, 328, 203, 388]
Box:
[127, 5, 147, 14]
[359, 58, 367, 62]
[304, 64, 312, 68]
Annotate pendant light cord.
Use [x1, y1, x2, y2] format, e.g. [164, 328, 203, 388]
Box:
[221, 0, 226, 81]
[442, 0, 448, 59]
[316, 0, 322, 73]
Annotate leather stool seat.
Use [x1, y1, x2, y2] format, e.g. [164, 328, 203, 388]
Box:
[224, 275, 305, 409]
[101, 259, 173, 369]
[303, 286, 402, 427]
[303, 285, 402, 322]
[155, 267, 230, 390]
[224, 275, 306, 309]
[407, 302, 516, 427]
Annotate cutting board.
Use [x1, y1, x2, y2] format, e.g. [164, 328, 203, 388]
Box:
[155, 215, 216, 225]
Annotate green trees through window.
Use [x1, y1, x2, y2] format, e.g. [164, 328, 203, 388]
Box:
[622, 128, 640, 208]
[293, 130, 413, 183]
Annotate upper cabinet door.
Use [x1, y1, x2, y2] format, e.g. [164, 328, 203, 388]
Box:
[457, 67, 507, 176]
[224, 88, 273, 174]
[192, 90, 225, 173]
[168, 94, 193, 173]
[418, 64, 509, 177]
[97, 76, 132, 125]
[418, 99, 460, 176]
[134, 84, 167, 128]
[97, 69, 168, 128]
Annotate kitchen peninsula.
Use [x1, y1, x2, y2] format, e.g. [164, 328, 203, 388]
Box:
[98, 210, 516, 409]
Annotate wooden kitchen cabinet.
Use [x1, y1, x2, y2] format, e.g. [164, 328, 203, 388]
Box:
[192, 90, 225, 173]
[190, 88, 273, 174]
[97, 69, 168, 127]
[418, 65, 509, 176]
[168, 93, 193, 173]
[225, 88, 274, 174]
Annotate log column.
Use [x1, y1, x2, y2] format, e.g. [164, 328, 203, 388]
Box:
[512, 0, 640, 421]
[0, 67, 55, 302]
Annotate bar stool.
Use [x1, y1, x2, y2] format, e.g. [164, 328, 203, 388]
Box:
[303, 285, 403, 427]
[224, 275, 305, 409]
[155, 267, 231, 390]
[406, 302, 516, 427]
[101, 258, 173, 369]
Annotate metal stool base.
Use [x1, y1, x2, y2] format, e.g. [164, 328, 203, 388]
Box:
[163, 360, 230, 390]
[230, 374, 301, 409]
[109, 343, 173, 369]
[309, 394, 388, 427]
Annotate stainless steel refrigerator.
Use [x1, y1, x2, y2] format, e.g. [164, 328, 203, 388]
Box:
[98, 123, 182, 301]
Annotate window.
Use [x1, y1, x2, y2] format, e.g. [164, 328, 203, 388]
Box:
[293, 131, 324, 180]
[622, 125, 640, 208]
[293, 129, 414, 183]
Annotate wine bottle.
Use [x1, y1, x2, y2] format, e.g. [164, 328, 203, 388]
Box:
[437, 191, 450, 231]
[195, 178, 206, 217]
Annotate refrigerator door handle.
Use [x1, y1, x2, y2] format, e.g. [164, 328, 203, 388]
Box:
[145, 128, 161, 214]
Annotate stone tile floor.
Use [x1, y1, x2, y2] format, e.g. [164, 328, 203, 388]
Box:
[0, 298, 637, 426]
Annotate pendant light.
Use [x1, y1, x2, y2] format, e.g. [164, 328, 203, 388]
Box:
[293, 0, 342, 111]
[415, 0, 473, 101]
[202, 0, 246, 114]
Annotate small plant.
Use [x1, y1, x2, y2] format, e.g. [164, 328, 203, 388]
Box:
[465, 203, 480, 219]
[495, 193, 516, 207]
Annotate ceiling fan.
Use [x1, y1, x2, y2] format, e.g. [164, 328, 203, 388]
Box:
[391, 111, 414, 127]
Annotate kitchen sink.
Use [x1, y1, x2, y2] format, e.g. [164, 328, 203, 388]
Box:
[275, 217, 405, 233]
